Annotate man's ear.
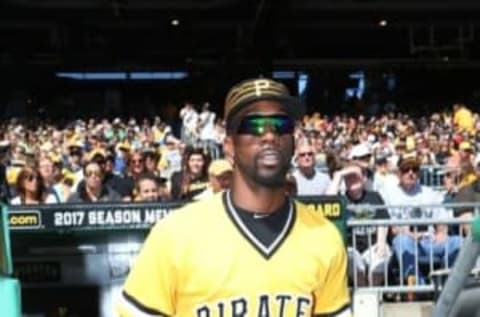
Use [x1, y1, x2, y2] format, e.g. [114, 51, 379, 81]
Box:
[291, 135, 296, 159]
[223, 136, 235, 165]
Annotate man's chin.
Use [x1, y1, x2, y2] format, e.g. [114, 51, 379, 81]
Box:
[254, 174, 286, 189]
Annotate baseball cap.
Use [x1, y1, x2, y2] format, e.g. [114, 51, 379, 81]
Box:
[459, 141, 474, 152]
[375, 152, 389, 165]
[348, 143, 371, 160]
[87, 149, 106, 162]
[224, 78, 305, 122]
[208, 159, 233, 176]
[397, 152, 420, 170]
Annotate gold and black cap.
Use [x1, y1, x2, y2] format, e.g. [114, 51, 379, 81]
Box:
[224, 78, 305, 123]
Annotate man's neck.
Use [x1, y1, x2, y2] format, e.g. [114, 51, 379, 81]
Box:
[230, 179, 287, 214]
[86, 186, 102, 200]
[347, 189, 364, 201]
[399, 183, 417, 194]
[300, 166, 315, 178]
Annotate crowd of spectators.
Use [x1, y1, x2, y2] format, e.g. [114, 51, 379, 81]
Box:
[0, 102, 477, 205]
[1, 100, 480, 295]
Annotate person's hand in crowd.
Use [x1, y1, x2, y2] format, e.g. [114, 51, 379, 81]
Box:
[374, 243, 387, 257]
[337, 165, 363, 179]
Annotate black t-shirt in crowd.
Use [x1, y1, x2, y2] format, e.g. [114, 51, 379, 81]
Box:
[170, 171, 208, 201]
[345, 190, 389, 253]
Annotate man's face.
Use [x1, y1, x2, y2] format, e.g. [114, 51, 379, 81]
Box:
[226, 100, 294, 188]
[211, 171, 233, 193]
[138, 179, 159, 202]
[344, 166, 365, 193]
[85, 163, 103, 189]
[38, 158, 54, 180]
[398, 164, 419, 190]
[296, 144, 315, 170]
[69, 147, 82, 163]
[188, 154, 205, 176]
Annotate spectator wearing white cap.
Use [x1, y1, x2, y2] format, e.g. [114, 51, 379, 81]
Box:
[349, 143, 374, 191]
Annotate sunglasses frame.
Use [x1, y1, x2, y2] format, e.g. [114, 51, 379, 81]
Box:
[400, 166, 420, 174]
[85, 170, 103, 178]
[298, 151, 314, 158]
[235, 114, 295, 136]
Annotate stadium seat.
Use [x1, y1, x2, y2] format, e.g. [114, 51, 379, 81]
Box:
[0, 205, 22, 317]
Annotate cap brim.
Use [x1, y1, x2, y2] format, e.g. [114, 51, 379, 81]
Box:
[226, 94, 305, 122]
[399, 159, 420, 169]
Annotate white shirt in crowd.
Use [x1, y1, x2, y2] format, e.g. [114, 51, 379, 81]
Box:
[11, 193, 58, 205]
[199, 110, 216, 141]
[372, 171, 398, 194]
[380, 182, 451, 231]
[292, 169, 331, 196]
[181, 107, 199, 135]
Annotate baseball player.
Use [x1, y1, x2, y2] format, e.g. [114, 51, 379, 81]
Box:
[117, 78, 351, 317]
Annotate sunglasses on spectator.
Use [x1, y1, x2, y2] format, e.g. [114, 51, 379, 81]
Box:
[132, 158, 144, 164]
[445, 171, 459, 178]
[298, 152, 314, 158]
[236, 114, 295, 136]
[400, 166, 419, 174]
[26, 174, 39, 182]
[85, 170, 102, 178]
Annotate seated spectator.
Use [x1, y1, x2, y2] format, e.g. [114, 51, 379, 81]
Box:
[381, 153, 462, 289]
[142, 148, 161, 177]
[170, 147, 209, 200]
[103, 151, 132, 200]
[285, 172, 297, 196]
[67, 161, 122, 203]
[11, 166, 57, 205]
[457, 159, 477, 190]
[120, 150, 146, 200]
[326, 163, 390, 286]
[292, 138, 330, 195]
[372, 153, 398, 194]
[442, 157, 460, 204]
[453, 160, 480, 236]
[348, 143, 374, 190]
[64, 139, 84, 189]
[37, 155, 61, 203]
[134, 173, 162, 202]
[194, 159, 232, 200]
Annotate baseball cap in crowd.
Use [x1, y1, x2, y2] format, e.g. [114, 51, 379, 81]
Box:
[87, 149, 106, 162]
[208, 159, 233, 177]
[0, 140, 10, 149]
[116, 141, 132, 153]
[397, 152, 420, 170]
[375, 153, 389, 165]
[459, 141, 474, 152]
[67, 139, 84, 149]
[224, 78, 305, 122]
[348, 143, 371, 160]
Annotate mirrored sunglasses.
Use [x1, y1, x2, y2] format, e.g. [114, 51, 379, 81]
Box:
[236, 114, 295, 136]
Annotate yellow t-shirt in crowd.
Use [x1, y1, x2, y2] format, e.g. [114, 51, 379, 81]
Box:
[454, 107, 474, 133]
[117, 192, 350, 317]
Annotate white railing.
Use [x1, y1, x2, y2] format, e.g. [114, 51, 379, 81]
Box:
[346, 203, 479, 300]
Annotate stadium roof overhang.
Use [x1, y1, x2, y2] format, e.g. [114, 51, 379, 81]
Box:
[1, 0, 480, 70]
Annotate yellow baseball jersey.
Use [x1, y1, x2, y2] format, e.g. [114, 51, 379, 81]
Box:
[117, 191, 350, 317]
